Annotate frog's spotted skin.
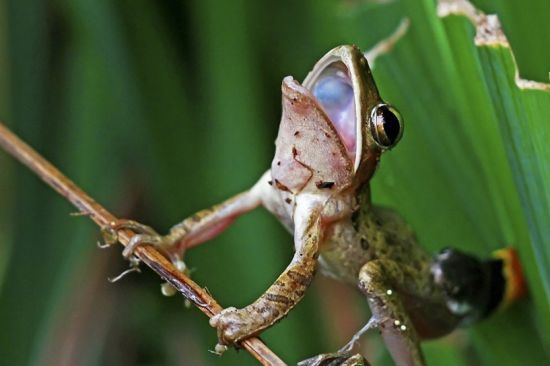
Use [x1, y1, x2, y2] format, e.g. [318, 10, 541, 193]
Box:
[110, 45, 525, 366]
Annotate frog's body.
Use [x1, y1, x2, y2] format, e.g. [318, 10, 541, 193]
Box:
[258, 160, 462, 366]
[320, 189, 463, 340]
[111, 45, 525, 366]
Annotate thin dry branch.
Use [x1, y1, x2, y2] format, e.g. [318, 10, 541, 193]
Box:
[0, 122, 286, 366]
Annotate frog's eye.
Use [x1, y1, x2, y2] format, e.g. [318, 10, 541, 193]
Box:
[370, 104, 403, 149]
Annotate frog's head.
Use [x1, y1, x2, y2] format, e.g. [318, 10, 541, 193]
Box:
[303, 45, 403, 184]
[272, 45, 403, 194]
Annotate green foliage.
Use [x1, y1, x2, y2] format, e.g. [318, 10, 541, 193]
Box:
[0, 0, 548, 365]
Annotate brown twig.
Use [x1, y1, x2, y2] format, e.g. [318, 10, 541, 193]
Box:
[0, 122, 287, 366]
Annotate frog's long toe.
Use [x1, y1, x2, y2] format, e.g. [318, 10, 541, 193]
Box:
[123, 233, 164, 258]
[99, 219, 159, 250]
[338, 316, 379, 354]
[109, 219, 159, 240]
[298, 352, 369, 366]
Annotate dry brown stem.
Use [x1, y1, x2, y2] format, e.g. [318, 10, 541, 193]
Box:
[0, 122, 287, 366]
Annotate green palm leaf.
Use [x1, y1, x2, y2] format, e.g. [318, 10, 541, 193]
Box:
[0, 0, 548, 365]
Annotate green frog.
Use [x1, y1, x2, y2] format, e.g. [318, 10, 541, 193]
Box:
[107, 45, 525, 366]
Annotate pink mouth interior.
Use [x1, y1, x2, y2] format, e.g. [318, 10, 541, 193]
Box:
[311, 64, 357, 164]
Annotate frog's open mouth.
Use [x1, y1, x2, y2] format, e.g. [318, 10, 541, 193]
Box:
[306, 62, 357, 164]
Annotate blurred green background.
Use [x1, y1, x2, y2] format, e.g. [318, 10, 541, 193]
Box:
[0, 0, 549, 365]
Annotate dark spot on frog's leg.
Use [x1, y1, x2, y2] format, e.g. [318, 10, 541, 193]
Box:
[294, 131, 300, 136]
[384, 233, 398, 246]
[315, 181, 335, 189]
[408, 259, 421, 272]
[277, 161, 281, 166]
[268, 180, 273, 186]
[263, 293, 293, 305]
[361, 238, 369, 250]
[257, 303, 282, 319]
[292, 147, 298, 157]
[287, 270, 313, 287]
[285, 198, 292, 204]
[376, 247, 388, 259]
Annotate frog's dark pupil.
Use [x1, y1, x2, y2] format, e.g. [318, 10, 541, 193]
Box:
[380, 106, 400, 144]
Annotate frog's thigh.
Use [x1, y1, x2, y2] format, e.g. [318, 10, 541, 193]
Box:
[358, 259, 425, 366]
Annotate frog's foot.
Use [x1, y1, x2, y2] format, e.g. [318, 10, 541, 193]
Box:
[101, 219, 182, 263]
[101, 220, 191, 293]
[101, 220, 190, 291]
[298, 352, 369, 366]
[209, 307, 254, 349]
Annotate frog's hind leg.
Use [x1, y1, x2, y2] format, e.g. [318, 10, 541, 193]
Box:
[356, 259, 425, 366]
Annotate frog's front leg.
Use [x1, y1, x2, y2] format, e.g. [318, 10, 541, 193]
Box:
[209, 200, 323, 347]
[358, 259, 425, 366]
[106, 172, 271, 263]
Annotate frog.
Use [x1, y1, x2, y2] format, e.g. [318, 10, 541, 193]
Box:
[106, 44, 525, 366]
